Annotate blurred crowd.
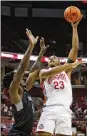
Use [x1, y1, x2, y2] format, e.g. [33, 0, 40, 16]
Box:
[1, 103, 12, 118]
[1, 90, 87, 135]
[72, 121, 87, 135]
[71, 96, 87, 121]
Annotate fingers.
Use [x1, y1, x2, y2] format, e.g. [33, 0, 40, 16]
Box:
[71, 14, 83, 28]
[46, 45, 49, 49]
[75, 60, 83, 67]
[36, 36, 39, 41]
[41, 37, 44, 41]
[77, 14, 83, 24]
[25, 30, 48, 49]
[71, 22, 73, 26]
[44, 45, 49, 51]
[78, 60, 85, 66]
[26, 29, 32, 37]
[81, 63, 86, 67]
[76, 60, 82, 65]
[77, 60, 86, 67]
[40, 37, 44, 43]
[40, 37, 49, 49]
[72, 60, 84, 69]
[79, 14, 83, 21]
[44, 45, 49, 53]
[71, 21, 76, 27]
[26, 29, 31, 35]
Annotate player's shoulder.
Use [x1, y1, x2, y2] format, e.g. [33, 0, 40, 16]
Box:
[39, 68, 48, 83]
[39, 68, 49, 75]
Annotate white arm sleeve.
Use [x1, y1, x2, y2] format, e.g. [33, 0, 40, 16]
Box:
[15, 101, 23, 112]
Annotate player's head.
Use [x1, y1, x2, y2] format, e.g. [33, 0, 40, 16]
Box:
[2, 71, 24, 100]
[3, 71, 25, 89]
[48, 55, 60, 68]
[2, 71, 14, 101]
[2, 71, 14, 90]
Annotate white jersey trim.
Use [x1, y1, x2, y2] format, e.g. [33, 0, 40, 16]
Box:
[15, 101, 23, 112]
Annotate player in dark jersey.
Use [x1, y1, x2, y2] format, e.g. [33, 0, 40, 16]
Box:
[2, 29, 39, 136]
[9, 87, 34, 136]
[2, 29, 49, 136]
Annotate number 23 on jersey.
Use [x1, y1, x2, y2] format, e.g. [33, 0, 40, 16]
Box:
[54, 81, 64, 89]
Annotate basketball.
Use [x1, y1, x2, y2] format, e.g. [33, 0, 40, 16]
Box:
[64, 6, 81, 23]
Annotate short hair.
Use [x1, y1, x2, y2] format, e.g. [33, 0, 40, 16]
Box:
[2, 71, 14, 89]
[49, 55, 58, 60]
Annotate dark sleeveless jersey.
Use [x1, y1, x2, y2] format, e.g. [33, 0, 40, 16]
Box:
[8, 90, 35, 136]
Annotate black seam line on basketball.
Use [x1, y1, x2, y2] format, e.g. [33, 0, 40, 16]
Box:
[70, 6, 72, 22]
[66, 12, 68, 20]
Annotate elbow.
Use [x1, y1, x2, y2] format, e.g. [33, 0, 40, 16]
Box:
[40, 73, 44, 78]
[40, 71, 51, 78]
[39, 72, 45, 78]
[75, 45, 79, 50]
[25, 82, 31, 91]
[72, 45, 79, 53]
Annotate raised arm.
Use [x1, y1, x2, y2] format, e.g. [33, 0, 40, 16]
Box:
[65, 16, 82, 78]
[25, 37, 49, 90]
[9, 29, 39, 103]
[39, 61, 82, 82]
[29, 37, 49, 73]
[67, 15, 82, 62]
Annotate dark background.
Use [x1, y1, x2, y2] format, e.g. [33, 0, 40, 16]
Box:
[1, 1, 87, 57]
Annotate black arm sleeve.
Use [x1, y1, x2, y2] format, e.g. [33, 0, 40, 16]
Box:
[67, 58, 74, 63]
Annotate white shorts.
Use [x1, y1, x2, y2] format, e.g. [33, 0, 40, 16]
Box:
[36, 110, 72, 135]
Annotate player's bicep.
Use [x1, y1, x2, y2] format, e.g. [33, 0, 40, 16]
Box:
[68, 48, 78, 62]
[12, 64, 25, 90]
[65, 58, 74, 78]
[39, 68, 62, 79]
[9, 90, 21, 104]
[39, 69, 51, 79]
[9, 81, 22, 104]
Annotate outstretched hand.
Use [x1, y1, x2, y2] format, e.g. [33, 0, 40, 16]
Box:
[40, 37, 49, 54]
[72, 60, 83, 69]
[71, 14, 83, 28]
[26, 29, 39, 46]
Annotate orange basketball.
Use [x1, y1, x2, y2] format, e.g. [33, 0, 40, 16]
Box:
[64, 6, 81, 23]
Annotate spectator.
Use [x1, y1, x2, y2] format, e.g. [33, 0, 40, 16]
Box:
[3, 105, 8, 116]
